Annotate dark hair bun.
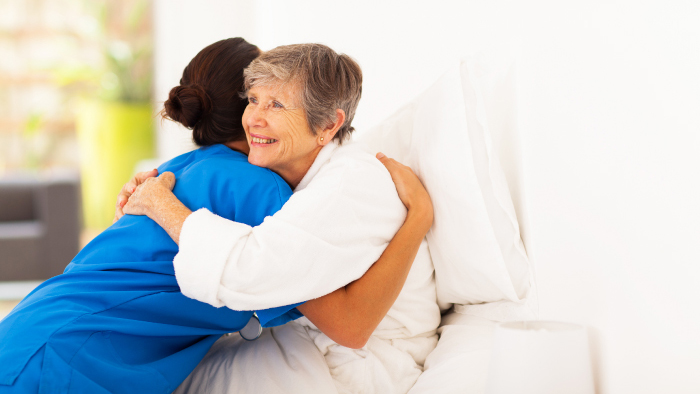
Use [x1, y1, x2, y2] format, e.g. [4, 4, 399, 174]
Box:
[161, 38, 260, 146]
[163, 84, 212, 128]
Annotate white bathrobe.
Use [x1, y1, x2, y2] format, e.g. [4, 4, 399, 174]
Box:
[173, 140, 441, 394]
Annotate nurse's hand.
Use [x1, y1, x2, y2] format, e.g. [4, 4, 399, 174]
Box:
[114, 169, 158, 223]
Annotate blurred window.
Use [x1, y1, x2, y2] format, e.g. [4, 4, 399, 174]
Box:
[0, 0, 152, 174]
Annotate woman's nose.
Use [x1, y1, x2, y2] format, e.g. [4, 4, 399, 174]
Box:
[246, 105, 267, 128]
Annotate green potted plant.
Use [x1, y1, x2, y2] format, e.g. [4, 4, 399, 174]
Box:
[73, 0, 154, 230]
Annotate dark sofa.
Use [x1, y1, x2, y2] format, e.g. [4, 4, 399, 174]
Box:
[0, 174, 81, 281]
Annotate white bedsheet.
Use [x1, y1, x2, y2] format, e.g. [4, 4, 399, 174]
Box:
[173, 321, 337, 394]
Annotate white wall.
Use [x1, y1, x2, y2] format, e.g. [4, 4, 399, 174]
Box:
[153, 0, 258, 159]
[516, 3, 700, 392]
[154, 1, 700, 392]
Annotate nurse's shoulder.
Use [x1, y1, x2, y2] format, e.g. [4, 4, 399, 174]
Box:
[180, 145, 292, 222]
[191, 145, 290, 194]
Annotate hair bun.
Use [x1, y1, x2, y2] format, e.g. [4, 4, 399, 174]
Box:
[163, 84, 212, 128]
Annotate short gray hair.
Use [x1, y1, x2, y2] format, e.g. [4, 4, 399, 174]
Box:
[243, 43, 362, 143]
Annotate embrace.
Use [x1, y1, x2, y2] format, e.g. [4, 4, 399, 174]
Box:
[0, 38, 440, 394]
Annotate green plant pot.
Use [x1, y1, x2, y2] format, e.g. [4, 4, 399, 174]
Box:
[76, 100, 154, 230]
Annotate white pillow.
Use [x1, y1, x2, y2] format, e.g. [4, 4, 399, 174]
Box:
[358, 59, 531, 305]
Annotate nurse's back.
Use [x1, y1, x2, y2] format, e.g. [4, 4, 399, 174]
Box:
[0, 145, 293, 393]
[66, 144, 290, 276]
[0, 37, 278, 394]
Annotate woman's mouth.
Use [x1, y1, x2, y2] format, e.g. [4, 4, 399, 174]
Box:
[250, 134, 278, 145]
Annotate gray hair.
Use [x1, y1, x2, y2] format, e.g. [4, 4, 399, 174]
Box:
[243, 43, 362, 143]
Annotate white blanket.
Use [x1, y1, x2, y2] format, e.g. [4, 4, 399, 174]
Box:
[174, 140, 440, 393]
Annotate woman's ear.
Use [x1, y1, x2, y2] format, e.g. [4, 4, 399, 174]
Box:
[319, 109, 346, 145]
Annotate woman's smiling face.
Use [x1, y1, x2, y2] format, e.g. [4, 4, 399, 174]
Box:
[242, 83, 323, 188]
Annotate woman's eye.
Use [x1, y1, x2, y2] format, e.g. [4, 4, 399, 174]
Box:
[248, 97, 258, 104]
[272, 101, 284, 109]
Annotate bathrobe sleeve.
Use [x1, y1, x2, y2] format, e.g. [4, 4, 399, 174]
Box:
[173, 146, 407, 311]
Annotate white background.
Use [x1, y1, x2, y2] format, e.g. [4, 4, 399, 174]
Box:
[153, 1, 700, 392]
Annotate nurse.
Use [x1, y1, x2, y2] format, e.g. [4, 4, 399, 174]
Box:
[0, 38, 301, 394]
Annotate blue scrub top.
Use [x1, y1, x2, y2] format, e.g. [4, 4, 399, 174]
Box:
[0, 145, 302, 394]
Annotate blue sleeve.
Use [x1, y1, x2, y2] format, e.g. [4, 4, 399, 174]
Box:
[256, 302, 305, 327]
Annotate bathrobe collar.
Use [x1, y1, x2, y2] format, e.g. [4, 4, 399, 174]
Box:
[294, 140, 340, 192]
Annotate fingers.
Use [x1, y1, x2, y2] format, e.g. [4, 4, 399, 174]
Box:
[117, 190, 130, 207]
[113, 169, 159, 221]
[114, 206, 124, 223]
[117, 169, 158, 205]
[376, 152, 393, 164]
[376, 152, 396, 168]
[124, 180, 137, 195]
[135, 169, 159, 185]
[118, 176, 140, 206]
[126, 170, 158, 194]
[376, 152, 409, 174]
[121, 200, 132, 216]
[158, 171, 176, 191]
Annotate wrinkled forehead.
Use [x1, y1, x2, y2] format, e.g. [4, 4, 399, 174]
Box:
[248, 77, 303, 107]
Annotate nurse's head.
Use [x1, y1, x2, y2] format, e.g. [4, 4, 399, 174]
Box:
[162, 37, 260, 147]
[241, 43, 362, 188]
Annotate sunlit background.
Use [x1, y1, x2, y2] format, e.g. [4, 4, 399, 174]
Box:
[1, 1, 699, 393]
[0, 0, 154, 307]
[0, 0, 154, 234]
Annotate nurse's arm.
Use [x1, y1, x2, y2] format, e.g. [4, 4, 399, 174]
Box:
[297, 154, 433, 349]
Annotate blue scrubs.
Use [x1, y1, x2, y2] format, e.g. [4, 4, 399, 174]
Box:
[0, 145, 302, 394]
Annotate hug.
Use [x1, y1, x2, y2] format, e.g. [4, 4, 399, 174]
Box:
[0, 37, 438, 394]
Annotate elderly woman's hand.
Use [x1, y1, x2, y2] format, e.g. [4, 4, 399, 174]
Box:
[376, 153, 434, 228]
[122, 172, 177, 218]
[114, 169, 159, 223]
[121, 171, 192, 244]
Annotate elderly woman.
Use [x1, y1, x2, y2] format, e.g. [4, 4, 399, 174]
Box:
[120, 44, 441, 394]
